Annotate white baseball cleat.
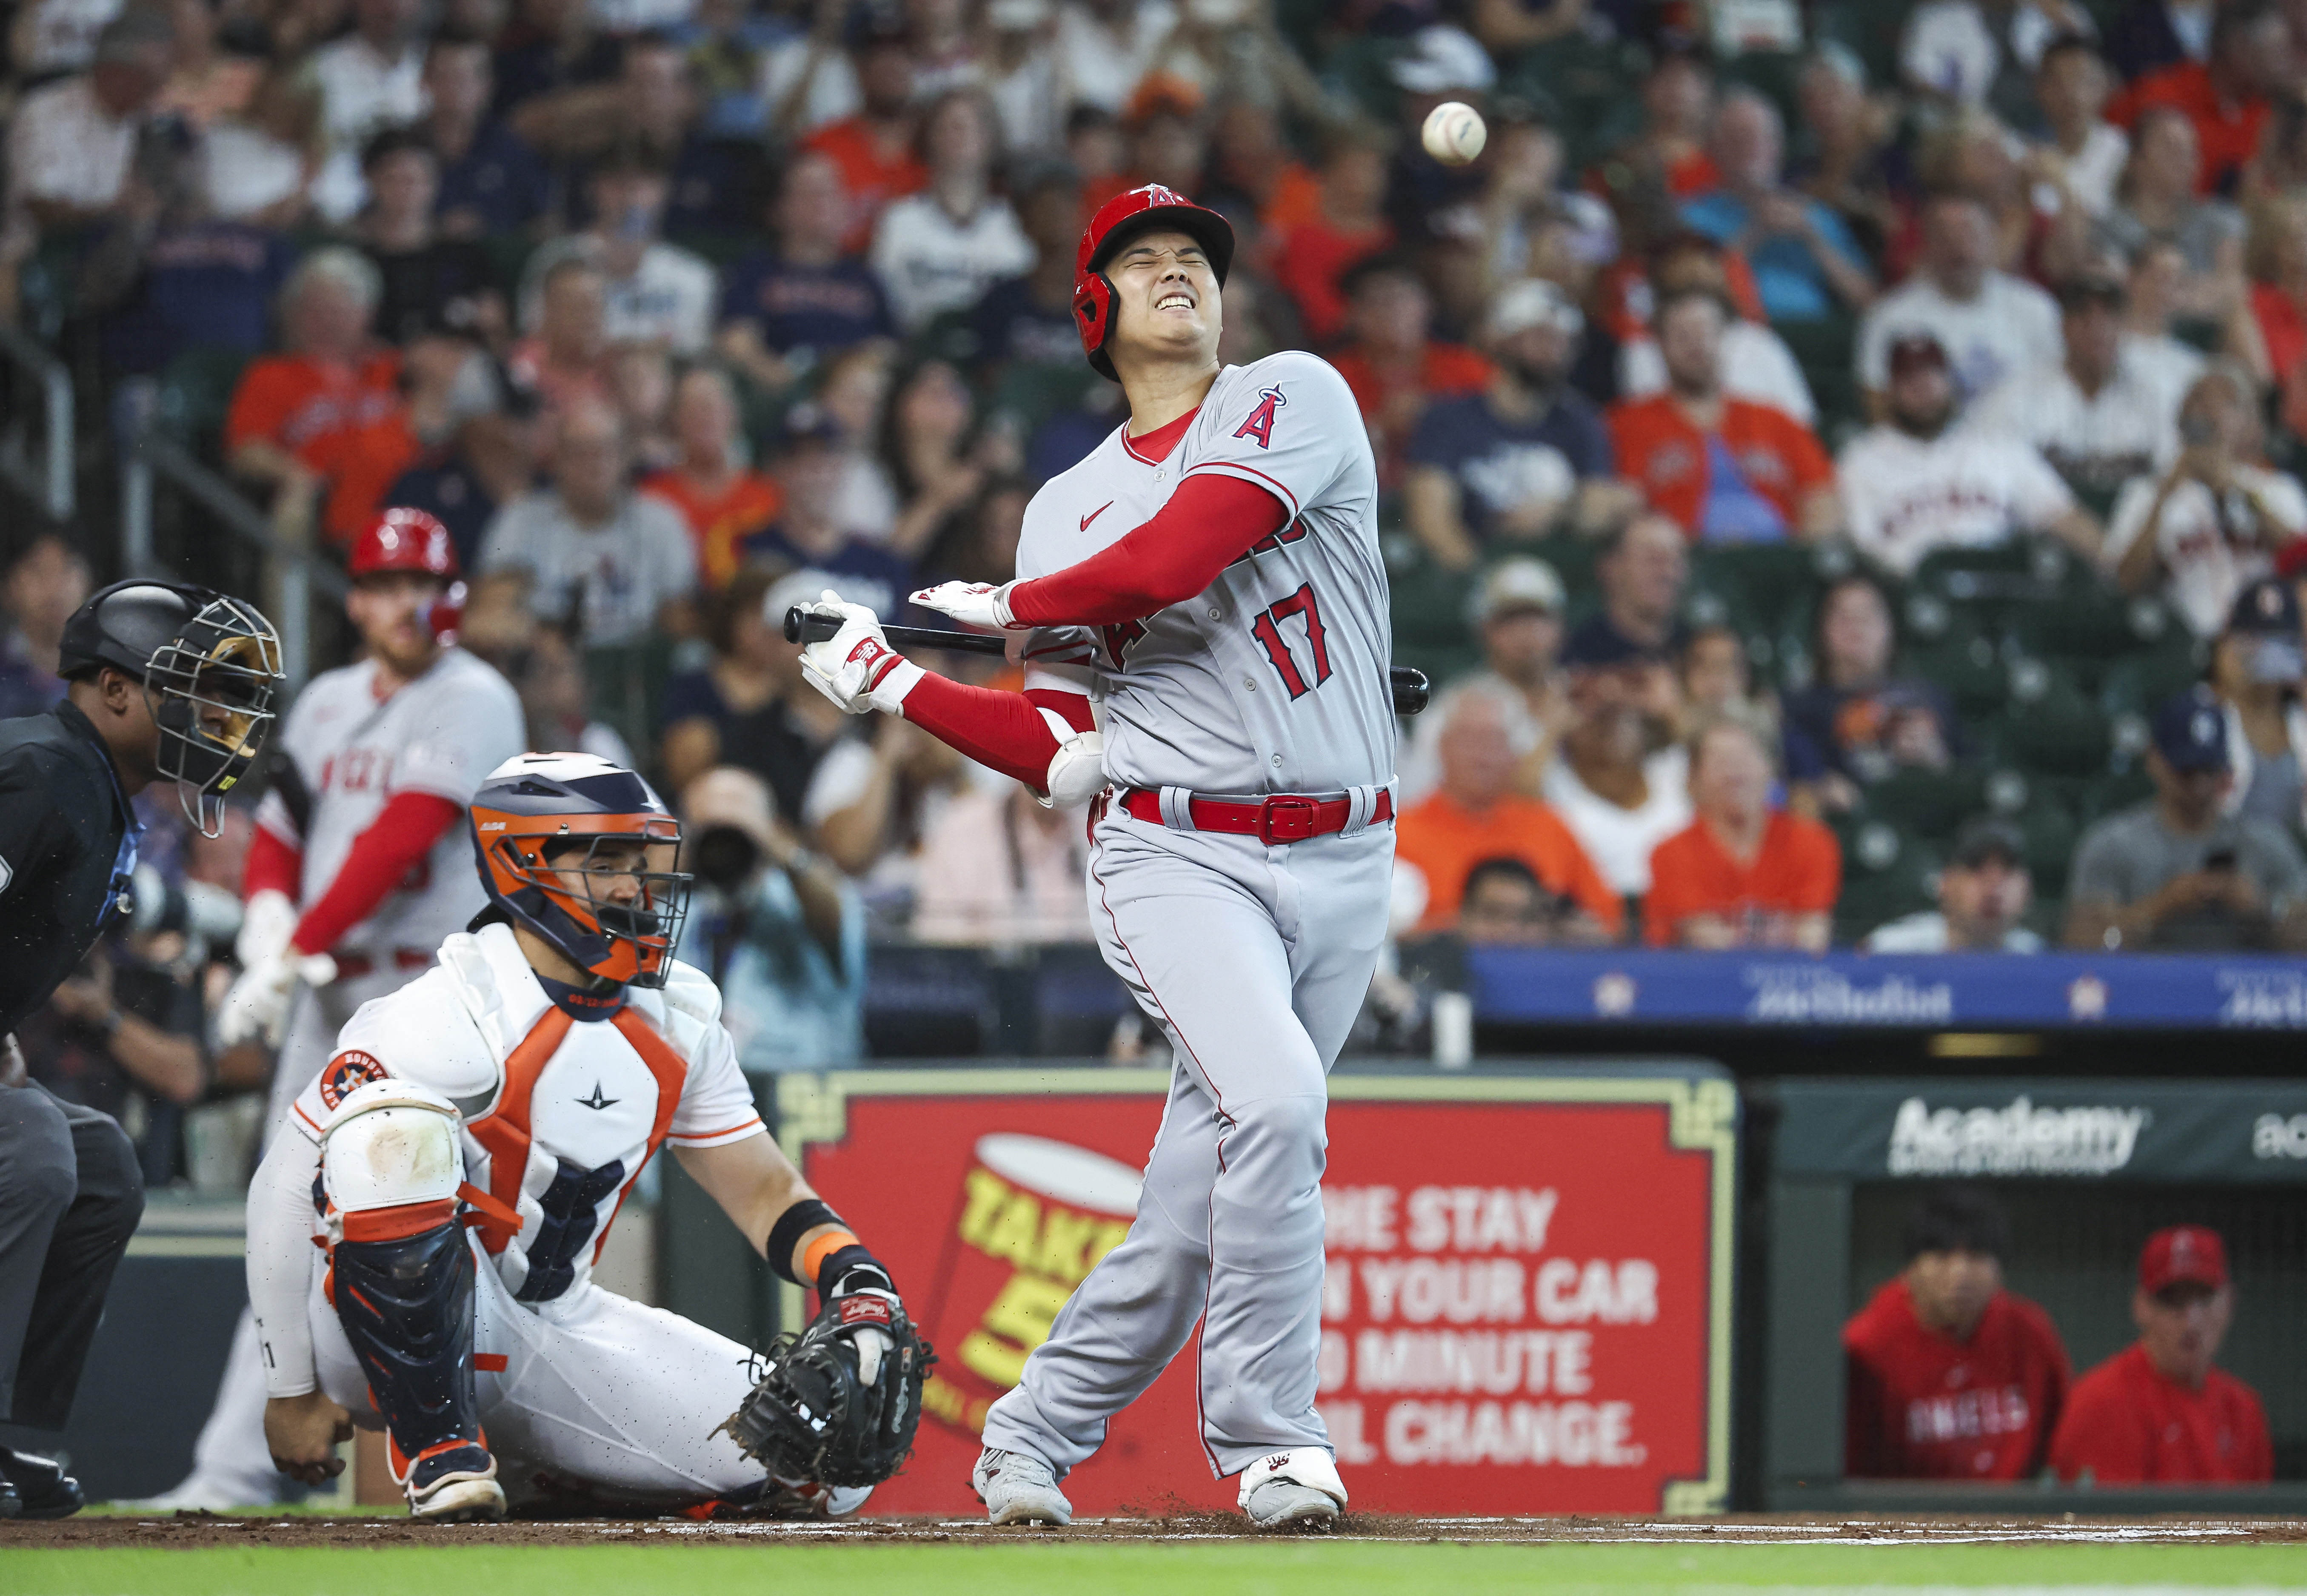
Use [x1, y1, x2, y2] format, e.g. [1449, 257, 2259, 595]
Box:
[971, 1448, 1072, 1526]
[1237, 1447, 1346, 1531]
[403, 1442, 506, 1522]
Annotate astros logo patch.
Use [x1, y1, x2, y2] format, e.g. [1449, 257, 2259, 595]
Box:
[318, 1051, 389, 1110]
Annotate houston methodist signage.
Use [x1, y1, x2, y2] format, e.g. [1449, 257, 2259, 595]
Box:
[777, 1065, 1736, 1516]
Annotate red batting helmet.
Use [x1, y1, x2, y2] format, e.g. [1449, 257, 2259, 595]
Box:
[1072, 184, 1235, 381]
[349, 507, 465, 644]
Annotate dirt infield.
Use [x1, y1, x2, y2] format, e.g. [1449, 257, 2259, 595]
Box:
[10, 1511, 2306, 1550]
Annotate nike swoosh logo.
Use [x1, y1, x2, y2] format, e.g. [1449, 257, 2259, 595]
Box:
[1081, 502, 1114, 530]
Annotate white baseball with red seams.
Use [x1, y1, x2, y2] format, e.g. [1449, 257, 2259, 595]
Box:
[975, 348, 1399, 1484]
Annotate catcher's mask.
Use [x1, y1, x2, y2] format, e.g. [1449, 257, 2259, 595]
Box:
[468, 752, 692, 989]
[59, 581, 286, 837]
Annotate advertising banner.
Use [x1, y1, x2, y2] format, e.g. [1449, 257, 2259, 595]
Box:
[779, 1066, 1736, 1516]
[1468, 949, 2307, 1029]
[1773, 1078, 2307, 1183]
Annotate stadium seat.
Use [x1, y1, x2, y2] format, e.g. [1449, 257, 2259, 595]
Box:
[1900, 622, 2006, 717]
[2100, 631, 2209, 718]
[1856, 764, 1982, 841]
[152, 347, 254, 456]
[1994, 658, 2113, 778]
[1830, 818, 1943, 944]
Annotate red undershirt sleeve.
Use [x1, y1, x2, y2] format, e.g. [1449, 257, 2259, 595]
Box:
[243, 825, 303, 902]
[898, 676, 1094, 793]
[1005, 472, 1291, 627]
[288, 791, 465, 955]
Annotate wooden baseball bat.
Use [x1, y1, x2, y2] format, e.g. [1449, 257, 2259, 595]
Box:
[782, 606, 1432, 716]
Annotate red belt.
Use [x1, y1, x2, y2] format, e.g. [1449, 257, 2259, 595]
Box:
[1117, 787, 1393, 844]
[331, 949, 435, 979]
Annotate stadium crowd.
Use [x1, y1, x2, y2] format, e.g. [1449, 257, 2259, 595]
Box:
[10, 0, 2307, 1110]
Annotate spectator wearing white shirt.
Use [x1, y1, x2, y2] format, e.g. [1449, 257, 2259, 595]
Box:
[2210, 577, 2307, 830]
[1900, 0, 2097, 109]
[518, 150, 719, 353]
[1865, 818, 2045, 951]
[6, 9, 173, 237]
[1857, 192, 2063, 408]
[2121, 236, 2210, 401]
[1051, 0, 1178, 116]
[1842, 331, 2102, 576]
[870, 88, 1033, 331]
[2108, 365, 2307, 637]
[2030, 34, 2127, 221]
[1542, 626, 1693, 898]
[474, 399, 700, 646]
[308, 0, 428, 222]
[1967, 274, 2180, 498]
[8, 0, 128, 78]
[1618, 231, 1820, 425]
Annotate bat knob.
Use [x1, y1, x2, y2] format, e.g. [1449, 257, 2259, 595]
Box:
[781, 604, 806, 645]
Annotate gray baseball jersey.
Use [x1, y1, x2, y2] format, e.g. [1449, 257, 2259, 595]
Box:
[1015, 351, 1396, 795]
[254, 648, 525, 962]
[980, 351, 1397, 1484]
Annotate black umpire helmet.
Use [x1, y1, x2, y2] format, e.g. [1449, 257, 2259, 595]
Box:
[60, 579, 286, 836]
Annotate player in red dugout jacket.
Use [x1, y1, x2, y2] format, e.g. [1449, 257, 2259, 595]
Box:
[1843, 1188, 2071, 1479]
[2049, 1226, 2273, 1484]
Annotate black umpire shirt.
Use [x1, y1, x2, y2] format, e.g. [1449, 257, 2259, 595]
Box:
[0, 701, 138, 1037]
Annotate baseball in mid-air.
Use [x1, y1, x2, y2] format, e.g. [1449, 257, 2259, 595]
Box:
[1421, 100, 1487, 165]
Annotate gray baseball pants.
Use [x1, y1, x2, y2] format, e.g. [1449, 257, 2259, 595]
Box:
[980, 803, 1391, 1479]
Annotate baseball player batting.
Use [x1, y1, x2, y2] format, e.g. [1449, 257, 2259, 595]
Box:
[245, 753, 922, 1518]
[796, 183, 1395, 1530]
[159, 510, 525, 1508]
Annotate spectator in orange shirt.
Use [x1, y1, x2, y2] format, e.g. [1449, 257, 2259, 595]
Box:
[2112, 2, 2288, 198]
[642, 367, 782, 590]
[1396, 680, 1621, 940]
[2049, 1225, 2274, 1485]
[1272, 127, 1396, 346]
[1607, 287, 1841, 544]
[1330, 255, 1490, 490]
[802, 25, 927, 255]
[1645, 712, 1840, 948]
[224, 247, 410, 548]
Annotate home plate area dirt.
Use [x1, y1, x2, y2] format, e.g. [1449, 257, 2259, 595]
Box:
[11, 1512, 2307, 1549]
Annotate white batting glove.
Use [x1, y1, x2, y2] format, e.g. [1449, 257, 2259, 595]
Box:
[799, 590, 922, 716]
[909, 580, 1025, 631]
[234, 888, 299, 972]
[217, 946, 337, 1049]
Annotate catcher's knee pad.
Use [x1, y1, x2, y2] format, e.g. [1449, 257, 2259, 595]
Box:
[331, 1217, 483, 1469]
[323, 1079, 482, 1465]
[322, 1078, 463, 1230]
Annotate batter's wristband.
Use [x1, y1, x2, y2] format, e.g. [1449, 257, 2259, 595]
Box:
[766, 1199, 845, 1285]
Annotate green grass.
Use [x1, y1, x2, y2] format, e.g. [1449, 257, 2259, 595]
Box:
[10, 1543, 2307, 1596]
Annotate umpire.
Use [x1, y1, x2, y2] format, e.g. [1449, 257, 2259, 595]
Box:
[0, 580, 281, 1518]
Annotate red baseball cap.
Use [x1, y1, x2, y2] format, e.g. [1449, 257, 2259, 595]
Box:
[2139, 1224, 2229, 1295]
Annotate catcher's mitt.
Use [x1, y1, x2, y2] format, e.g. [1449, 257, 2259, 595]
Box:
[718, 1293, 934, 1489]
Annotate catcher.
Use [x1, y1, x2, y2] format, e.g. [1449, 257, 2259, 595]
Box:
[244, 752, 926, 1519]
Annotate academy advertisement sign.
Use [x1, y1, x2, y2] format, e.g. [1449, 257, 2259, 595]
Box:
[780, 1067, 1736, 1516]
[1774, 1079, 2307, 1183]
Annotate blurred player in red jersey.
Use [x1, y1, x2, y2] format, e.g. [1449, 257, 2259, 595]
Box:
[1843, 1187, 2071, 1479]
[2049, 1226, 2273, 1484]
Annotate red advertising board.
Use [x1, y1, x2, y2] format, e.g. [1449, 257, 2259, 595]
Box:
[780, 1068, 1735, 1516]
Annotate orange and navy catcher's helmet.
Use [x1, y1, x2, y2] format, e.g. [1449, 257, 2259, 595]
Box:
[351, 507, 466, 644]
[468, 752, 691, 989]
[1072, 184, 1235, 381]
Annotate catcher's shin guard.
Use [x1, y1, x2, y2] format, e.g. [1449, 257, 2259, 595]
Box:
[331, 1219, 493, 1506]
